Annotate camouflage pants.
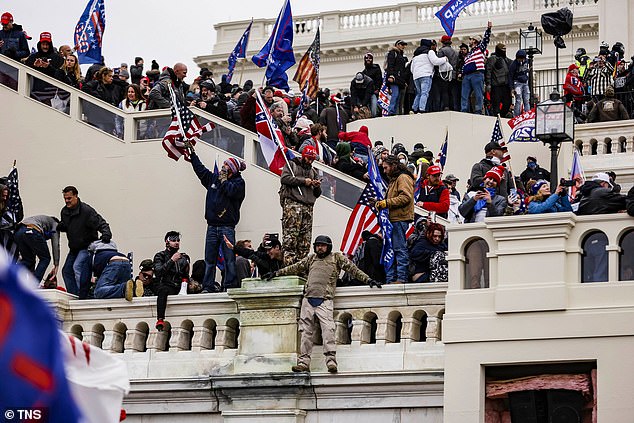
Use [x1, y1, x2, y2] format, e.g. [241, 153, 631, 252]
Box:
[281, 198, 313, 266]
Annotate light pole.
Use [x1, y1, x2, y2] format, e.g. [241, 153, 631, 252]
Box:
[535, 91, 575, 188]
[519, 24, 543, 107]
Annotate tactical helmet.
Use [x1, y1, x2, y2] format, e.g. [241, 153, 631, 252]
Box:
[575, 47, 586, 57]
[313, 235, 333, 256]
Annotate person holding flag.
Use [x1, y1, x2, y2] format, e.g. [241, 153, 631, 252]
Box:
[187, 143, 246, 293]
[375, 155, 415, 284]
[279, 145, 322, 266]
[226, 20, 252, 84]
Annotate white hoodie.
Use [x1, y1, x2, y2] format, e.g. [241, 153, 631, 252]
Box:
[411, 50, 448, 79]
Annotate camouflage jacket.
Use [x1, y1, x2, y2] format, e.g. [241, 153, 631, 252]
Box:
[276, 251, 370, 299]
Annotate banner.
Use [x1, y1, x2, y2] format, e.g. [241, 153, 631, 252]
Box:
[435, 0, 479, 37]
[507, 108, 537, 143]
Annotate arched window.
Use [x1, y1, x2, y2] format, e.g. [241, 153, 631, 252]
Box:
[582, 232, 608, 282]
[464, 238, 490, 289]
[619, 230, 634, 281]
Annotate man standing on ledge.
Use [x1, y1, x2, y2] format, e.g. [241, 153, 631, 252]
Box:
[58, 186, 111, 298]
[189, 146, 246, 292]
[461, 21, 492, 115]
[279, 145, 322, 266]
[263, 235, 382, 373]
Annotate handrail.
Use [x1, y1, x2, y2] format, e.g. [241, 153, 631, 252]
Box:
[0, 53, 447, 224]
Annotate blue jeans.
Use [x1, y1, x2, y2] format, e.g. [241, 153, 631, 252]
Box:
[461, 72, 484, 114]
[413, 76, 433, 112]
[370, 93, 378, 117]
[14, 225, 51, 282]
[62, 249, 91, 297]
[94, 261, 131, 299]
[386, 221, 410, 283]
[203, 225, 237, 291]
[388, 84, 401, 115]
[513, 82, 530, 116]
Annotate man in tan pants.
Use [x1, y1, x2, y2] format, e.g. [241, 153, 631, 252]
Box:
[263, 235, 382, 373]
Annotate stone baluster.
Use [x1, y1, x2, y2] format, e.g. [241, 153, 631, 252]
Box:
[102, 329, 125, 353]
[400, 317, 421, 343]
[425, 316, 440, 344]
[597, 139, 606, 155]
[582, 140, 591, 156]
[214, 324, 237, 352]
[191, 326, 215, 351]
[169, 327, 193, 352]
[626, 136, 634, 153]
[124, 328, 148, 353]
[81, 330, 104, 348]
[146, 329, 169, 352]
[335, 319, 352, 344]
[351, 318, 372, 345]
[611, 138, 620, 154]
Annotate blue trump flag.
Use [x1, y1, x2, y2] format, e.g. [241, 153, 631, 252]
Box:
[252, 0, 295, 91]
[435, 0, 478, 37]
[0, 253, 82, 422]
[366, 148, 394, 273]
[74, 0, 106, 65]
[227, 20, 253, 84]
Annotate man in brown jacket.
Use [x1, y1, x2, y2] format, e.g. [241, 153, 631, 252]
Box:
[279, 145, 322, 265]
[375, 155, 415, 283]
[587, 85, 629, 123]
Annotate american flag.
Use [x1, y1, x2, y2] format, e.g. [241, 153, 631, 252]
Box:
[490, 116, 510, 163]
[74, 0, 106, 65]
[436, 131, 448, 170]
[162, 85, 214, 161]
[377, 72, 391, 116]
[293, 28, 320, 98]
[296, 83, 309, 119]
[5, 167, 22, 223]
[1, 167, 23, 261]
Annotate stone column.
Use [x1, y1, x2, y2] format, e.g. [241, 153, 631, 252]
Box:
[227, 276, 304, 373]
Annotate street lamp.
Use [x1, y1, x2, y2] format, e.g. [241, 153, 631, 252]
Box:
[535, 91, 574, 188]
[519, 24, 543, 106]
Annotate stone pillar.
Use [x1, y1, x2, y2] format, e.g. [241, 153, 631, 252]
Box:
[227, 276, 304, 373]
[626, 137, 634, 153]
[582, 140, 591, 156]
[191, 326, 215, 351]
[81, 330, 104, 348]
[124, 328, 148, 352]
[425, 317, 440, 344]
[611, 138, 620, 154]
[102, 330, 125, 353]
[169, 327, 192, 352]
[400, 317, 421, 343]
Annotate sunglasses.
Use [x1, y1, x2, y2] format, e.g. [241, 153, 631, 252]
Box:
[167, 236, 180, 242]
[141, 272, 153, 279]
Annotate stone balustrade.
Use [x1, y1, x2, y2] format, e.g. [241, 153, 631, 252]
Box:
[575, 120, 634, 156]
[40, 277, 447, 379]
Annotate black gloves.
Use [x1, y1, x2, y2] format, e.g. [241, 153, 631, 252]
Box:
[262, 271, 277, 281]
[100, 234, 111, 244]
[368, 279, 383, 289]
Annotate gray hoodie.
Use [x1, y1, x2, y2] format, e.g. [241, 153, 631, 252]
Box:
[20, 215, 61, 266]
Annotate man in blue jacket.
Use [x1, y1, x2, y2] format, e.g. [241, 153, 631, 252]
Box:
[0, 12, 30, 61]
[190, 149, 246, 292]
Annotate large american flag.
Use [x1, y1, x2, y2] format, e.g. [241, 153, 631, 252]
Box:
[377, 72, 391, 116]
[340, 183, 382, 256]
[162, 85, 214, 161]
[490, 116, 510, 164]
[293, 28, 320, 98]
[1, 167, 23, 261]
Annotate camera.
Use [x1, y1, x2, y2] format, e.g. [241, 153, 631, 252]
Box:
[268, 233, 279, 241]
[560, 178, 576, 187]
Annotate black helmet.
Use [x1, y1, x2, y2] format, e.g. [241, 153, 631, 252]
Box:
[200, 80, 216, 92]
[575, 47, 586, 57]
[391, 143, 407, 156]
[313, 235, 333, 257]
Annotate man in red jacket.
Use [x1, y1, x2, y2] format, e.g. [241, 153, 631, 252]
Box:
[415, 165, 450, 218]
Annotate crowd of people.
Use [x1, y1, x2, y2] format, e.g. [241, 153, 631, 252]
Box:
[3, 10, 634, 373]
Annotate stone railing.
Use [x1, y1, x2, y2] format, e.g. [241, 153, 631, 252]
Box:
[417, 0, 515, 23]
[41, 277, 447, 377]
[535, 0, 599, 9]
[574, 120, 634, 156]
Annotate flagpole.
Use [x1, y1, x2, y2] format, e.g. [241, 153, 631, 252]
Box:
[169, 84, 186, 139]
[238, 18, 253, 87]
[263, 0, 289, 89]
[239, 58, 246, 86]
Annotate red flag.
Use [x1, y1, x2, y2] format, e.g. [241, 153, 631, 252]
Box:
[255, 90, 289, 175]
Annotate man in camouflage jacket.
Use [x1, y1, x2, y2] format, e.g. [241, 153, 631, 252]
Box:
[263, 235, 382, 373]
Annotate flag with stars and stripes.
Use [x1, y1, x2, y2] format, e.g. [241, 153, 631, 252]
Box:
[1, 167, 23, 261]
[436, 131, 448, 170]
[74, 0, 106, 65]
[293, 28, 320, 98]
[296, 83, 309, 119]
[490, 116, 510, 164]
[162, 85, 214, 161]
[377, 72, 391, 116]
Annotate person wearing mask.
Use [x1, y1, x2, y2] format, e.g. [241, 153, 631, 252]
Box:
[508, 49, 530, 116]
[526, 180, 573, 214]
[519, 156, 550, 187]
[154, 231, 191, 330]
[361, 52, 383, 117]
[333, 142, 367, 181]
[574, 47, 591, 79]
[485, 43, 512, 117]
[469, 141, 511, 198]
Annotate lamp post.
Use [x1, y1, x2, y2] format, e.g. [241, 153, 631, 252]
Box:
[519, 24, 543, 106]
[535, 91, 575, 188]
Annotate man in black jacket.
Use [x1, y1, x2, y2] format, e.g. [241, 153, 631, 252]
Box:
[349, 72, 374, 111]
[227, 235, 284, 277]
[58, 186, 111, 299]
[386, 40, 408, 115]
[154, 231, 190, 331]
[361, 53, 383, 117]
[519, 156, 550, 187]
[469, 141, 511, 198]
[576, 173, 626, 215]
[626, 186, 634, 217]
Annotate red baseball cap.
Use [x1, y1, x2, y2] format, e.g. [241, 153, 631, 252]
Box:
[427, 165, 442, 176]
[302, 145, 318, 160]
[39, 32, 52, 43]
[1, 12, 13, 24]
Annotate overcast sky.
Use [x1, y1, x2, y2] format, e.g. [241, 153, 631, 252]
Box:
[4, 0, 394, 78]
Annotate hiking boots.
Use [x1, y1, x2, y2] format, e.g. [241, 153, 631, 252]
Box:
[291, 363, 310, 372]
